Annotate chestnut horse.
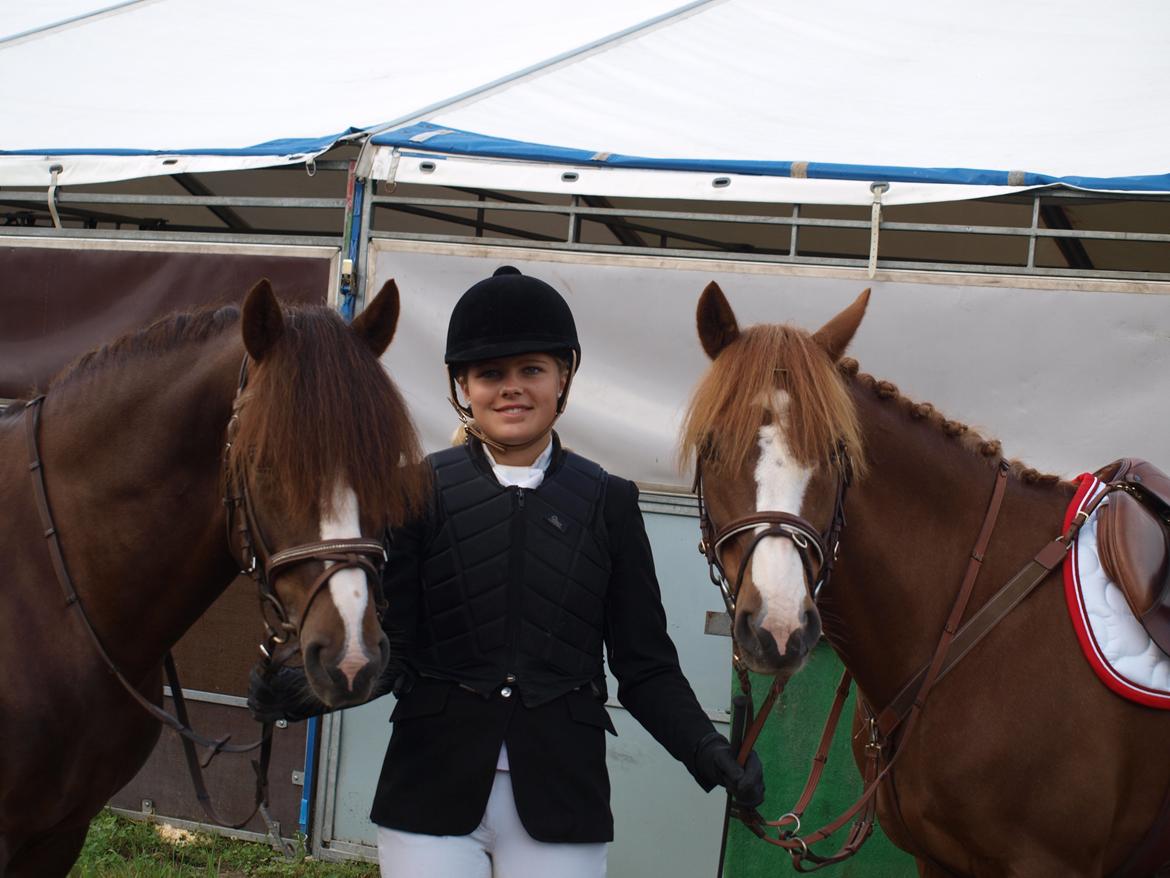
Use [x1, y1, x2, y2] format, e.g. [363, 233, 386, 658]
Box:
[0, 279, 424, 877]
[683, 282, 1170, 876]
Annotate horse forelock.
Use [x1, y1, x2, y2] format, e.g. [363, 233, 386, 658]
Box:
[681, 324, 864, 481]
[226, 307, 427, 531]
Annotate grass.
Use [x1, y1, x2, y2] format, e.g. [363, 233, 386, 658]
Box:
[69, 810, 378, 877]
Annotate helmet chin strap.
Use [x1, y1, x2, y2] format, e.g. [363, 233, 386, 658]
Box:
[447, 351, 577, 456]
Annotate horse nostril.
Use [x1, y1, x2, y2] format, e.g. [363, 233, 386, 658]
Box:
[303, 640, 324, 668]
[785, 627, 810, 660]
[800, 607, 822, 642]
[735, 611, 763, 644]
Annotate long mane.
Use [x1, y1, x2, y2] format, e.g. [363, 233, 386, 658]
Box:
[680, 324, 864, 478]
[225, 306, 426, 528]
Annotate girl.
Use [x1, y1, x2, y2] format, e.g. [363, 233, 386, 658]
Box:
[251, 266, 763, 877]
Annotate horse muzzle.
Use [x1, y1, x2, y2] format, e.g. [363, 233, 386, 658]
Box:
[735, 605, 821, 674]
[302, 630, 390, 707]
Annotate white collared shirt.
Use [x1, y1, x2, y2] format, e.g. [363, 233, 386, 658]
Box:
[485, 437, 553, 489]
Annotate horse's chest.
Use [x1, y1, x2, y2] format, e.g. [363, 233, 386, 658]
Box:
[0, 664, 161, 830]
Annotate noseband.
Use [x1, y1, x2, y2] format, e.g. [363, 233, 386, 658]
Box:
[695, 442, 852, 620]
[223, 357, 389, 665]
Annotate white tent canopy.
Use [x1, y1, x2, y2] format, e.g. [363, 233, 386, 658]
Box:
[3, 0, 1169, 204]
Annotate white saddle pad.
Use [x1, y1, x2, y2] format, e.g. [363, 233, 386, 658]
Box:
[1064, 475, 1170, 708]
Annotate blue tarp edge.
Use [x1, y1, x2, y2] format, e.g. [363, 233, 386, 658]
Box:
[371, 122, 1170, 192]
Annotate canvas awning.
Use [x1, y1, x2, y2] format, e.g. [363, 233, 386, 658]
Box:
[3, 0, 1168, 205]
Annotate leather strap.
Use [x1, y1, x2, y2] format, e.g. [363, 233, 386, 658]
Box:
[877, 479, 1117, 737]
[732, 460, 1012, 870]
[226, 356, 389, 657]
[696, 446, 850, 618]
[719, 460, 1157, 871]
[25, 395, 274, 831]
[165, 653, 286, 842]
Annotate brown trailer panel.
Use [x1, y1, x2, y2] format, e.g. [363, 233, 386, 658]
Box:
[0, 239, 336, 398]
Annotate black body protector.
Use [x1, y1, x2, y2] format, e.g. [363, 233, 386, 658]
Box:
[411, 438, 611, 706]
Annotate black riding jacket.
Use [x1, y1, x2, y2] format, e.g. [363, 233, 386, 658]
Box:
[371, 436, 718, 842]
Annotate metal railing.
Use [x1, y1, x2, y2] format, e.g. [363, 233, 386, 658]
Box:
[365, 189, 1170, 282]
[3, 169, 1168, 282]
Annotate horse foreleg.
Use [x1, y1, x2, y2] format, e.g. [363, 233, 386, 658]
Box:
[4, 824, 89, 878]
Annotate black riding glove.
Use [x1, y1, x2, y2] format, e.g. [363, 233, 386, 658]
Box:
[246, 662, 416, 724]
[246, 665, 327, 724]
[694, 732, 766, 808]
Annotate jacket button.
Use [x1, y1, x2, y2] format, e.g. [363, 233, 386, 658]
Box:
[500, 686, 513, 698]
[505, 674, 516, 683]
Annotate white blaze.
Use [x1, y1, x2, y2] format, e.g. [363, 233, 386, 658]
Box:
[752, 391, 814, 640]
[320, 482, 370, 685]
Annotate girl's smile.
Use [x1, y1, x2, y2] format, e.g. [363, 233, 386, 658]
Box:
[458, 352, 567, 465]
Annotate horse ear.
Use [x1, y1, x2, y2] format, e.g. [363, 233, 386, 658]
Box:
[812, 288, 870, 362]
[241, 278, 284, 362]
[697, 281, 740, 359]
[351, 279, 400, 357]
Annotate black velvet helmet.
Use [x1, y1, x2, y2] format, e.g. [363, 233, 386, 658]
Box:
[444, 266, 580, 369]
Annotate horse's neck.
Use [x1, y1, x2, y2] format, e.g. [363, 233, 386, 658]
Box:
[39, 334, 243, 673]
[821, 384, 1073, 712]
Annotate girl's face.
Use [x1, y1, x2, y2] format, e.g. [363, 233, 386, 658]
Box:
[458, 352, 568, 462]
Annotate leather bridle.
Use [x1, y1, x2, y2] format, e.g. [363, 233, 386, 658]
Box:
[694, 442, 852, 620]
[223, 356, 389, 667]
[697, 442, 851, 874]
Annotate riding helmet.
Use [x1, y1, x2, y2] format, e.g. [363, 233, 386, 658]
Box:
[444, 266, 580, 369]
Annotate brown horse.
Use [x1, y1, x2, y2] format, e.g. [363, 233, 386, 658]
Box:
[683, 282, 1170, 876]
[0, 279, 424, 877]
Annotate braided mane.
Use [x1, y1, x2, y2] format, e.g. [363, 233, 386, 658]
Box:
[839, 358, 1064, 485]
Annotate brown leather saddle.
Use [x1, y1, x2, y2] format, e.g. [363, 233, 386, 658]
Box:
[1094, 459, 1170, 656]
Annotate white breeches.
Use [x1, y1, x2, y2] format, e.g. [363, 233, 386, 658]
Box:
[377, 770, 608, 878]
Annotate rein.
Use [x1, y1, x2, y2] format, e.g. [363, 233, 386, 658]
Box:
[23, 393, 277, 834]
[697, 452, 1115, 871]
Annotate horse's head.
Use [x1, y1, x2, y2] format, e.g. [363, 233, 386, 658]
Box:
[683, 282, 869, 676]
[227, 279, 424, 708]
